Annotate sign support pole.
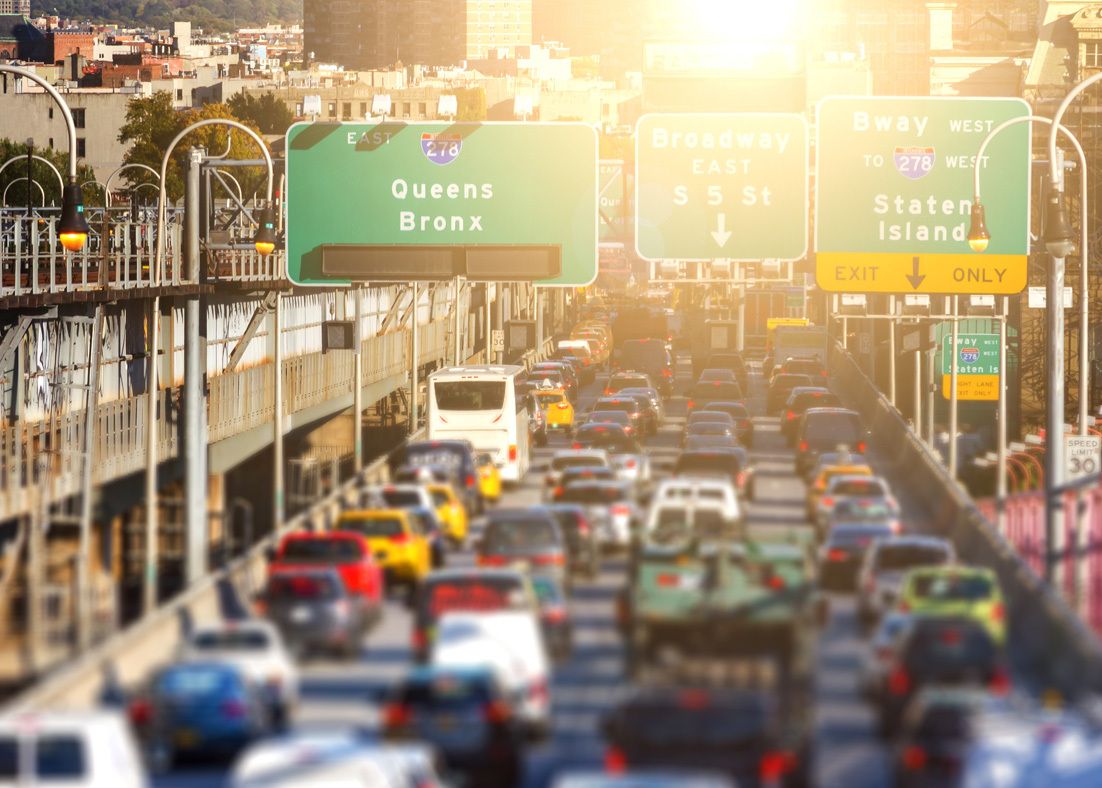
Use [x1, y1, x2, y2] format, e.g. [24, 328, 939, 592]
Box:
[411, 282, 419, 434]
[888, 296, 897, 407]
[353, 285, 363, 475]
[914, 320, 922, 438]
[926, 345, 936, 449]
[996, 297, 1008, 532]
[1046, 154, 1067, 590]
[949, 296, 959, 480]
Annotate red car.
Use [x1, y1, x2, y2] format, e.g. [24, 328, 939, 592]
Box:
[265, 532, 385, 612]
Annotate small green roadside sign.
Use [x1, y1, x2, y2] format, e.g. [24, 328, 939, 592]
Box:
[815, 96, 1030, 294]
[285, 122, 598, 287]
[635, 113, 808, 262]
[941, 333, 1000, 401]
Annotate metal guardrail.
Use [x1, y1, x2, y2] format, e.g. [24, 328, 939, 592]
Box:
[831, 339, 1102, 697]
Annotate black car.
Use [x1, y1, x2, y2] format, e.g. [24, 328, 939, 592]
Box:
[681, 420, 737, 449]
[591, 396, 649, 439]
[892, 688, 988, 788]
[618, 386, 664, 431]
[392, 440, 482, 513]
[618, 339, 674, 397]
[604, 371, 658, 396]
[700, 401, 752, 445]
[795, 408, 867, 478]
[877, 617, 1009, 737]
[530, 574, 573, 662]
[572, 422, 643, 454]
[686, 381, 744, 416]
[478, 509, 570, 588]
[384, 666, 526, 788]
[551, 466, 617, 501]
[705, 352, 748, 389]
[781, 357, 829, 383]
[781, 388, 843, 445]
[262, 568, 374, 660]
[673, 447, 752, 499]
[538, 503, 601, 580]
[818, 523, 895, 591]
[766, 374, 813, 415]
[582, 410, 640, 441]
[601, 686, 812, 788]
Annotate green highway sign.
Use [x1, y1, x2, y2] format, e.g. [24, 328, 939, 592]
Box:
[599, 159, 627, 247]
[815, 96, 1030, 294]
[941, 332, 1000, 401]
[285, 122, 598, 286]
[635, 113, 808, 262]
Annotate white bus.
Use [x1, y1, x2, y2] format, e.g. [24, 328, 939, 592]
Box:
[426, 365, 531, 483]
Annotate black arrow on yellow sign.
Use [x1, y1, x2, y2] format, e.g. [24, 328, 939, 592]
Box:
[906, 256, 926, 290]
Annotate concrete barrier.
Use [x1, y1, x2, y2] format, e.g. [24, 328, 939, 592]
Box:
[830, 341, 1102, 697]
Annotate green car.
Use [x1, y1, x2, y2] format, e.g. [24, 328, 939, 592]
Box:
[897, 565, 1006, 646]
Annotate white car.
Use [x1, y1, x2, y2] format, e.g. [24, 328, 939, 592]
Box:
[543, 449, 613, 500]
[551, 772, 736, 788]
[430, 611, 551, 738]
[610, 452, 651, 484]
[642, 500, 739, 545]
[814, 474, 897, 531]
[555, 479, 639, 548]
[857, 612, 913, 702]
[178, 620, 299, 724]
[651, 477, 741, 525]
[231, 730, 442, 788]
[856, 536, 955, 630]
[0, 710, 146, 788]
[368, 483, 435, 512]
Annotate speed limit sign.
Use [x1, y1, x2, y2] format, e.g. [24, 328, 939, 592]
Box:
[1065, 434, 1101, 482]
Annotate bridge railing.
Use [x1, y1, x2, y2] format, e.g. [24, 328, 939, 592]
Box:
[832, 340, 1102, 697]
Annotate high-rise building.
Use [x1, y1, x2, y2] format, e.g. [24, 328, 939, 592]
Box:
[304, 0, 531, 70]
[0, 0, 31, 16]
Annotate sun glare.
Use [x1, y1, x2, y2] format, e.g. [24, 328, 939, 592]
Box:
[683, 0, 804, 41]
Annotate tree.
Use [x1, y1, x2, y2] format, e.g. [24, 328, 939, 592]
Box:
[228, 91, 294, 135]
[0, 138, 102, 208]
[119, 92, 269, 203]
[445, 88, 487, 122]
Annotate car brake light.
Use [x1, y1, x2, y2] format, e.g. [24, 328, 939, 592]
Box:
[552, 486, 564, 499]
[572, 443, 581, 449]
[534, 554, 565, 566]
[128, 699, 152, 725]
[656, 573, 680, 587]
[557, 402, 570, 410]
[736, 471, 748, 488]
[827, 549, 847, 561]
[687, 400, 694, 409]
[858, 442, 867, 452]
[508, 445, 517, 461]
[610, 505, 630, 517]
[990, 667, 1011, 695]
[902, 745, 927, 770]
[479, 555, 508, 567]
[604, 389, 613, 395]
[466, 474, 476, 488]
[390, 533, 411, 544]
[605, 747, 627, 774]
[787, 411, 796, 420]
[800, 442, 807, 451]
[760, 751, 796, 783]
[678, 690, 710, 709]
[220, 698, 248, 719]
[888, 667, 910, 696]
[412, 629, 427, 653]
[483, 701, 511, 723]
[383, 703, 413, 727]
[766, 574, 785, 590]
[529, 678, 548, 703]
[821, 497, 834, 509]
[992, 603, 1004, 623]
[625, 460, 636, 469]
[544, 606, 567, 623]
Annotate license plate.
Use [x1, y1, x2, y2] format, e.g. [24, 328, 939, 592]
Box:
[291, 606, 313, 623]
[174, 729, 198, 748]
[434, 714, 456, 731]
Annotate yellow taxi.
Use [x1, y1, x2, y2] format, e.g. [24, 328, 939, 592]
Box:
[898, 566, 1007, 646]
[425, 483, 469, 544]
[474, 451, 501, 504]
[334, 508, 431, 585]
[807, 464, 873, 522]
[533, 386, 575, 434]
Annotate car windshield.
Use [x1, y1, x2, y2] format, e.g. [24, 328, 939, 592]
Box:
[617, 696, 768, 746]
[833, 499, 895, 520]
[380, 490, 422, 507]
[422, 577, 528, 619]
[561, 468, 615, 484]
[433, 381, 506, 411]
[610, 376, 650, 390]
[280, 538, 363, 562]
[793, 392, 841, 410]
[157, 666, 240, 698]
[829, 526, 892, 546]
[484, 519, 558, 550]
[911, 574, 995, 602]
[705, 404, 748, 419]
[689, 382, 742, 399]
[832, 479, 887, 497]
[558, 484, 630, 504]
[552, 455, 606, 471]
[192, 629, 270, 651]
[689, 423, 731, 436]
[675, 454, 739, 475]
[400, 675, 494, 710]
[406, 444, 465, 468]
[0, 736, 86, 780]
[429, 490, 450, 508]
[535, 392, 566, 406]
[804, 415, 862, 446]
[876, 545, 951, 571]
[772, 374, 812, 390]
[339, 515, 406, 539]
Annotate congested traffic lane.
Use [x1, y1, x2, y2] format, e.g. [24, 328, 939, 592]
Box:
[152, 354, 893, 788]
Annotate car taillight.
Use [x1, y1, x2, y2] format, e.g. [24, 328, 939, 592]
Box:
[545, 474, 555, 485]
[820, 496, 834, 509]
[760, 751, 796, 783]
[656, 573, 680, 587]
[572, 443, 581, 449]
[604, 389, 613, 395]
[508, 445, 517, 461]
[902, 745, 927, 770]
[466, 474, 476, 488]
[552, 486, 564, 499]
[557, 402, 570, 410]
[610, 505, 630, 517]
[898, 601, 910, 612]
[383, 703, 413, 727]
[992, 603, 1004, 623]
[888, 667, 910, 696]
[687, 400, 694, 409]
[534, 554, 565, 566]
[800, 442, 807, 450]
[529, 678, 549, 704]
[625, 460, 636, 469]
[605, 747, 627, 774]
[858, 442, 867, 452]
[827, 549, 847, 561]
[128, 699, 152, 726]
[390, 533, 411, 544]
[483, 701, 512, 723]
[765, 574, 785, 590]
[544, 606, 567, 623]
[787, 411, 796, 420]
[990, 667, 1011, 695]
[412, 629, 427, 653]
[479, 555, 508, 567]
[736, 471, 748, 488]
[220, 698, 248, 719]
[576, 517, 590, 535]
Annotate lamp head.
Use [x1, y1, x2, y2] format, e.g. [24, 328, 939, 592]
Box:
[254, 205, 277, 257]
[967, 202, 990, 253]
[58, 182, 90, 252]
[1043, 188, 1076, 259]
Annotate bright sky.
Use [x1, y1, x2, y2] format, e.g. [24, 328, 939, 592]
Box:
[682, 0, 804, 40]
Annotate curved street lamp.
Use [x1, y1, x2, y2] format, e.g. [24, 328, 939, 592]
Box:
[0, 154, 65, 196]
[3, 177, 45, 207]
[0, 65, 90, 251]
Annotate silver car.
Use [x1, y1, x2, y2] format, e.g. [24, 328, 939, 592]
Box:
[543, 449, 613, 500]
[555, 479, 639, 548]
[856, 536, 956, 630]
[857, 611, 913, 702]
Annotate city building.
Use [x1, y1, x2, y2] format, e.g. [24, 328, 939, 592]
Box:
[0, 0, 29, 16]
[0, 13, 46, 61]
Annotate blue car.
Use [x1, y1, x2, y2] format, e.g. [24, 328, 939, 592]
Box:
[132, 661, 272, 771]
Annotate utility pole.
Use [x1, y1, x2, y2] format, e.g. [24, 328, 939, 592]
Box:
[183, 147, 208, 584]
